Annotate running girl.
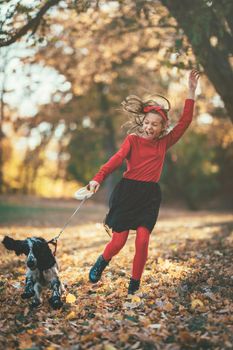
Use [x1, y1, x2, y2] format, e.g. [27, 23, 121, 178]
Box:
[88, 70, 200, 294]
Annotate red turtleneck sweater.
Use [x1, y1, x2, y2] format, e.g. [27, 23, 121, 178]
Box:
[93, 99, 194, 184]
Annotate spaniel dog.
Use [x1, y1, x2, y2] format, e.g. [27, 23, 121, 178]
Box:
[2, 236, 63, 309]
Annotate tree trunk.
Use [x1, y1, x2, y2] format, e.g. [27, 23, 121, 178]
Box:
[98, 83, 117, 203]
[0, 76, 5, 193]
[160, 0, 233, 122]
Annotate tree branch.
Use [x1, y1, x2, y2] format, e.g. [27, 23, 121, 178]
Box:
[0, 0, 62, 47]
[160, 0, 233, 122]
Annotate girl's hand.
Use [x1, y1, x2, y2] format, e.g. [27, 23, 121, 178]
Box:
[87, 180, 100, 193]
[188, 69, 200, 94]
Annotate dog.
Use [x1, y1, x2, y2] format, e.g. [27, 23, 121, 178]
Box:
[2, 236, 63, 309]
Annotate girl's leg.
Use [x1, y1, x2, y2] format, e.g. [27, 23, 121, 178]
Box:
[103, 230, 129, 261]
[132, 226, 150, 279]
[128, 226, 150, 294]
[89, 230, 129, 283]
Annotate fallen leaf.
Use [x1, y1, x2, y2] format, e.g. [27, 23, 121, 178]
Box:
[131, 295, 141, 303]
[179, 330, 194, 344]
[118, 333, 129, 342]
[123, 302, 139, 309]
[66, 293, 76, 304]
[81, 332, 99, 342]
[66, 311, 76, 320]
[163, 301, 174, 311]
[18, 333, 33, 349]
[191, 299, 204, 309]
[103, 344, 117, 350]
[148, 323, 161, 329]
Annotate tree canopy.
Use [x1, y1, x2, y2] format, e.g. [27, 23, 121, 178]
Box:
[1, 0, 232, 120]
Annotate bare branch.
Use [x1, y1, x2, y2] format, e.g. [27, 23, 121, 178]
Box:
[0, 0, 62, 47]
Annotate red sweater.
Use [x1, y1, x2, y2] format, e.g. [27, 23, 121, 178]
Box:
[93, 99, 194, 184]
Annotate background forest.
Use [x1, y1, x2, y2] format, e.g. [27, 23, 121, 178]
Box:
[0, 0, 232, 209]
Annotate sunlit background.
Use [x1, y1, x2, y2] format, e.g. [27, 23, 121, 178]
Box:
[0, 0, 232, 209]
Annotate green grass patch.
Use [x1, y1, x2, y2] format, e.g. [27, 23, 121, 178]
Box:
[0, 202, 70, 224]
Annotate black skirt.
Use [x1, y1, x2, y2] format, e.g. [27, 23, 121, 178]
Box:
[104, 178, 162, 233]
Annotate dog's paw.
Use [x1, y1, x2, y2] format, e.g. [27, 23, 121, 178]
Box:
[49, 296, 63, 309]
[30, 299, 41, 309]
[21, 290, 35, 299]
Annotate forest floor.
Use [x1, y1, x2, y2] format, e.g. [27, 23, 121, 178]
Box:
[0, 196, 232, 350]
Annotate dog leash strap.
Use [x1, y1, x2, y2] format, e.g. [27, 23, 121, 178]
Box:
[48, 197, 86, 244]
[59, 197, 87, 237]
[49, 239, 58, 256]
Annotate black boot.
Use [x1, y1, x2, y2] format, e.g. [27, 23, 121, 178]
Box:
[89, 255, 109, 283]
[128, 277, 140, 295]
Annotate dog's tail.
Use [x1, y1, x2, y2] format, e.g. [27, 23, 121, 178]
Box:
[2, 236, 28, 255]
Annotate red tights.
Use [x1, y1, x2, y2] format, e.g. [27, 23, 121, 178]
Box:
[102, 226, 150, 280]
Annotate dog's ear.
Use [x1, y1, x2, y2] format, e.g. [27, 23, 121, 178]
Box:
[33, 239, 56, 270]
[2, 236, 29, 256]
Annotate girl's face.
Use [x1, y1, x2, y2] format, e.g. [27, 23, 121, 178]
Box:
[142, 113, 165, 140]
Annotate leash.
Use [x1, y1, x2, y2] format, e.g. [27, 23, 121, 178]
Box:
[47, 197, 87, 256]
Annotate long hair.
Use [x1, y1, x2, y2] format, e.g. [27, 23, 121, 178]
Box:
[121, 94, 171, 137]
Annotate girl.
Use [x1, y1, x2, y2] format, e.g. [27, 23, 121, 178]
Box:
[88, 70, 200, 295]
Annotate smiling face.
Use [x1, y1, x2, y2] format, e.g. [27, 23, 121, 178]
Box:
[142, 113, 165, 140]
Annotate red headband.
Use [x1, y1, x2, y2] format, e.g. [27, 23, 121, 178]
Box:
[143, 105, 168, 123]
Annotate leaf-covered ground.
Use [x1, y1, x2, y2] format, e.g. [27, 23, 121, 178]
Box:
[0, 197, 232, 350]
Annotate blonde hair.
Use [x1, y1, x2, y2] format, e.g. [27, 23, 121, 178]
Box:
[121, 94, 171, 137]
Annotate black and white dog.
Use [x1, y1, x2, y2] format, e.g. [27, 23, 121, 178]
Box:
[2, 236, 63, 309]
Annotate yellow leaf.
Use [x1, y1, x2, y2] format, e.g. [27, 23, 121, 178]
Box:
[190, 258, 196, 264]
[65, 311, 76, 320]
[158, 257, 163, 264]
[191, 298, 204, 309]
[104, 344, 117, 350]
[66, 293, 76, 304]
[131, 295, 141, 303]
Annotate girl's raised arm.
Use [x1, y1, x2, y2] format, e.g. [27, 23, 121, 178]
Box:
[165, 70, 200, 149]
[188, 69, 200, 99]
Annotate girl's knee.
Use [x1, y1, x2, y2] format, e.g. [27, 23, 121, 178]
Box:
[110, 232, 128, 251]
[137, 237, 149, 250]
[136, 227, 150, 250]
[112, 238, 127, 251]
